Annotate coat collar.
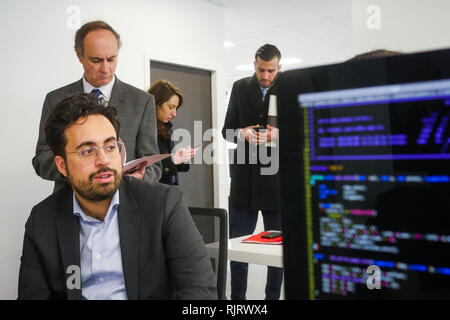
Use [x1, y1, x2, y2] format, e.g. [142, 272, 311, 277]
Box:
[109, 77, 127, 107]
[117, 177, 140, 299]
[55, 186, 82, 300]
[68, 79, 84, 96]
[244, 73, 269, 115]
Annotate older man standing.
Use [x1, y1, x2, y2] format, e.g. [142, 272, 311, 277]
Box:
[33, 21, 161, 192]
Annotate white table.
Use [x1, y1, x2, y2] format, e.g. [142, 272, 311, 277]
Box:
[206, 234, 283, 268]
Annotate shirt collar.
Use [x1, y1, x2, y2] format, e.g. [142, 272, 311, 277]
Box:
[82, 75, 116, 101]
[73, 190, 120, 224]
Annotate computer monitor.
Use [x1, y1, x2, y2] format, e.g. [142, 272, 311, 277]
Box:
[277, 48, 450, 299]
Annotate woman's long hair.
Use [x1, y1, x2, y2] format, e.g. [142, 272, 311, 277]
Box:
[147, 79, 184, 139]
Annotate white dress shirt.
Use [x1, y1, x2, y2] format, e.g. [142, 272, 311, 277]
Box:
[82, 75, 116, 101]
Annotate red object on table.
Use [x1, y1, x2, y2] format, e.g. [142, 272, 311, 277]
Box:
[241, 231, 282, 245]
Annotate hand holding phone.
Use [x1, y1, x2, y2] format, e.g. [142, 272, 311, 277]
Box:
[252, 125, 266, 132]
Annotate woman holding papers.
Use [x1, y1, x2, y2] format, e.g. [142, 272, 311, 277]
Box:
[148, 79, 198, 185]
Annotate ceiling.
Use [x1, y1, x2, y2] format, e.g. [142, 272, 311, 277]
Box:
[203, 0, 353, 88]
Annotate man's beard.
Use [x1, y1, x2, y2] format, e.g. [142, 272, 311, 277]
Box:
[258, 73, 279, 88]
[67, 166, 122, 202]
[259, 79, 272, 88]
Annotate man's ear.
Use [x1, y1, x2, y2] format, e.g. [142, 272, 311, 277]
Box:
[75, 49, 83, 63]
[55, 155, 68, 177]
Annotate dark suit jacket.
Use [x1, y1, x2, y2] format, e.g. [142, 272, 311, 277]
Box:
[18, 176, 217, 300]
[222, 74, 280, 211]
[32, 77, 162, 192]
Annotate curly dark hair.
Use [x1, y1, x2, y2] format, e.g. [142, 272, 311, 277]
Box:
[44, 93, 120, 158]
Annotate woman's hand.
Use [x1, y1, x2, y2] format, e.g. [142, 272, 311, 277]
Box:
[172, 146, 199, 165]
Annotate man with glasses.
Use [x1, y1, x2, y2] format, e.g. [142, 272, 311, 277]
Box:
[19, 94, 216, 300]
[33, 20, 161, 192]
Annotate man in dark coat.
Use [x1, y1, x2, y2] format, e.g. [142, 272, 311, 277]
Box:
[222, 44, 283, 300]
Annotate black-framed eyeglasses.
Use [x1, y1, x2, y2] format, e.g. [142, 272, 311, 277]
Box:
[65, 141, 122, 161]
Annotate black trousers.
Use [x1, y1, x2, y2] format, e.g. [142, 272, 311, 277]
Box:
[229, 204, 283, 300]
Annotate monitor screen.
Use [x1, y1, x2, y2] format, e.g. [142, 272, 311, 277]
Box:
[277, 48, 450, 299]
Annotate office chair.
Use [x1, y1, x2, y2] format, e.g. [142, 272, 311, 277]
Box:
[188, 207, 228, 300]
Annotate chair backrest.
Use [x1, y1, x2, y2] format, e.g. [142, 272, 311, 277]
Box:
[188, 207, 228, 300]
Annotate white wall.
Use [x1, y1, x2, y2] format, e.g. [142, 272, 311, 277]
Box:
[352, 0, 450, 55]
[0, 0, 225, 299]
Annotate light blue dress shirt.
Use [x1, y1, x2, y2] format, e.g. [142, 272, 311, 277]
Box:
[73, 191, 127, 300]
[261, 87, 268, 100]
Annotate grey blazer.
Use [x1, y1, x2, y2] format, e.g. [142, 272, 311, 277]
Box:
[32, 77, 162, 192]
[18, 176, 217, 300]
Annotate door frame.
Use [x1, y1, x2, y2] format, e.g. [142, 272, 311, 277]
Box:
[142, 51, 228, 210]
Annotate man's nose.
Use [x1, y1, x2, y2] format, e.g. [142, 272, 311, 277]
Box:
[95, 147, 111, 165]
[99, 61, 108, 73]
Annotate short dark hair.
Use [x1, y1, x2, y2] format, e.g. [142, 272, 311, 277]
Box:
[74, 20, 121, 56]
[348, 49, 401, 61]
[255, 44, 281, 62]
[45, 93, 120, 158]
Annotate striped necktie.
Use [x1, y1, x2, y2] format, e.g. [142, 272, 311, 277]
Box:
[91, 88, 104, 104]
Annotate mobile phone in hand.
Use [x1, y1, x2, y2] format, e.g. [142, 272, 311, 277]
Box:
[253, 126, 266, 132]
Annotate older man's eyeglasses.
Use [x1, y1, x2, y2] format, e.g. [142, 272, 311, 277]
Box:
[66, 141, 122, 161]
